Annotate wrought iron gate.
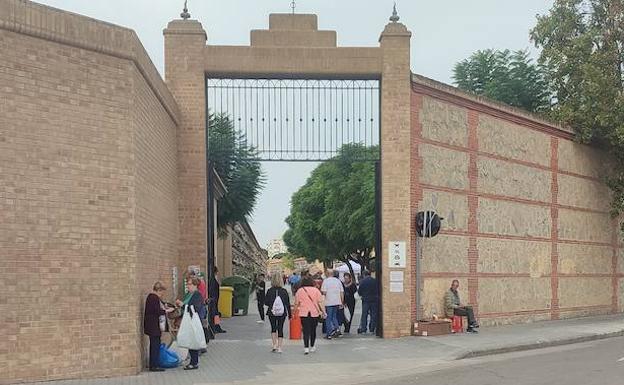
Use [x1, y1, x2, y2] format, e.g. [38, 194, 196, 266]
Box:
[205, 78, 380, 161]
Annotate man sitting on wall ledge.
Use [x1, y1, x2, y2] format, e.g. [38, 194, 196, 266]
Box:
[444, 279, 480, 333]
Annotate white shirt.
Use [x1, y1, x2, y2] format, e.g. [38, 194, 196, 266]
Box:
[321, 277, 344, 306]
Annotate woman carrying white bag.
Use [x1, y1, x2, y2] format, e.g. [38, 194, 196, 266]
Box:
[175, 277, 207, 370]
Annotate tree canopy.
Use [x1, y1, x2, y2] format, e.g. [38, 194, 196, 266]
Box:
[531, 0, 624, 222]
[453, 49, 552, 113]
[283, 144, 377, 270]
[208, 113, 265, 232]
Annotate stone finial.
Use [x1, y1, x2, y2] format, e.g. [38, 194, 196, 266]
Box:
[390, 2, 400, 23]
[181, 0, 191, 20]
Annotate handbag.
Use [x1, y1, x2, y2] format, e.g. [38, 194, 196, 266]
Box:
[302, 287, 326, 322]
[176, 305, 208, 350]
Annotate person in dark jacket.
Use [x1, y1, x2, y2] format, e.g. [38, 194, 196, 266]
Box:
[255, 273, 267, 323]
[209, 266, 226, 333]
[144, 282, 174, 372]
[176, 276, 206, 370]
[342, 273, 357, 333]
[264, 272, 292, 353]
[357, 270, 378, 334]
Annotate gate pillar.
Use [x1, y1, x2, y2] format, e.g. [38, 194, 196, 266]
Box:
[379, 16, 413, 337]
[164, 20, 208, 278]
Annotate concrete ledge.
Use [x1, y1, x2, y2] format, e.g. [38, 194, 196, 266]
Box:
[458, 329, 624, 360]
[420, 314, 624, 361]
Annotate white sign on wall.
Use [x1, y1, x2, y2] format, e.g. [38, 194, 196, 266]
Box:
[389, 241, 406, 268]
[390, 281, 404, 293]
[390, 270, 404, 282]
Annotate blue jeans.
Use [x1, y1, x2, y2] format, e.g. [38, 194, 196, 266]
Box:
[325, 305, 339, 335]
[359, 301, 378, 333]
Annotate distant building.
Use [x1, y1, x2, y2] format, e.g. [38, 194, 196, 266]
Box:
[266, 238, 289, 259]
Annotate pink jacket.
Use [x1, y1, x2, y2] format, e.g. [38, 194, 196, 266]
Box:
[295, 286, 323, 318]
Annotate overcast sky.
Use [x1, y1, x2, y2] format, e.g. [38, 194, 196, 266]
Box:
[36, 0, 554, 249]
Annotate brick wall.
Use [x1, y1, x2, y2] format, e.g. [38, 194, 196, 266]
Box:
[411, 75, 622, 326]
[0, 1, 179, 383]
[131, 66, 179, 365]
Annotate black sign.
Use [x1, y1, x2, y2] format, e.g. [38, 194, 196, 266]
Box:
[415, 211, 442, 238]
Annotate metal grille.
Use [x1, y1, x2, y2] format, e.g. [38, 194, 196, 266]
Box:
[206, 78, 380, 161]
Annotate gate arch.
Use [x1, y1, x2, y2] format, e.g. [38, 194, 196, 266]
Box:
[164, 11, 413, 338]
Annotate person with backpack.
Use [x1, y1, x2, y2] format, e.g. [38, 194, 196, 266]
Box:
[264, 272, 292, 353]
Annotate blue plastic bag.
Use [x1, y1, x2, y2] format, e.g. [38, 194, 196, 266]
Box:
[158, 343, 181, 368]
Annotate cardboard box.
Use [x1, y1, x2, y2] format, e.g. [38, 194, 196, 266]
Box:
[413, 320, 451, 336]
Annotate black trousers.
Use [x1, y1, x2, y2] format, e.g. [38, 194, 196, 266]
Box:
[189, 349, 199, 366]
[344, 298, 356, 332]
[301, 315, 318, 348]
[454, 306, 477, 326]
[148, 335, 160, 369]
[257, 295, 265, 321]
[269, 315, 286, 338]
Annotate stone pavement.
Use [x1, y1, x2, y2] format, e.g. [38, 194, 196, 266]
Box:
[20, 294, 624, 385]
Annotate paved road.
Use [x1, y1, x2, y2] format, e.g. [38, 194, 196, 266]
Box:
[363, 336, 624, 385]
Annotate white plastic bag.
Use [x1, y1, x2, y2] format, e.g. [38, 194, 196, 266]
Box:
[176, 305, 207, 350]
[343, 306, 351, 322]
[168, 340, 188, 361]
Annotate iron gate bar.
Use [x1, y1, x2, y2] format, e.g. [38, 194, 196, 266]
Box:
[206, 77, 381, 162]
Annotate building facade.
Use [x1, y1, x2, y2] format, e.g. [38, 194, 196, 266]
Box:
[0, 1, 622, 383]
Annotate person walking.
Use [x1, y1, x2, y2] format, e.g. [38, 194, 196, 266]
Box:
[264, 272, 292, 353]
[288, 272, 301, 295]
[321, 269, 344, 339]
[209, 266, 226, 333]
[357, 270, 378, 335]
[144, 282, 175, 372]
[294, 276, 324, 355]
[176, 276, 206, 370]
[342, 273, 357, 333]
[255, 273, 267, 323]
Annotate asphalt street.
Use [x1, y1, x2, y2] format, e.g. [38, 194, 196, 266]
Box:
[363, 336, 624, 385]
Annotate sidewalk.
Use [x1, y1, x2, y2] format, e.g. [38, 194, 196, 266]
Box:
[20, 302, 624, 385]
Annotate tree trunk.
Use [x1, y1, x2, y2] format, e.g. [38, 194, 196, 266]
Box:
[345, 257, 356, 280]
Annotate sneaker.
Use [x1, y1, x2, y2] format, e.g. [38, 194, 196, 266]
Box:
[149, 367, 165, 372]
[257, 320, 264, 324]
[325, 334, 333, 340]
[183, 364, 198, 370]
[310, 346, 316, 353]
[277, 348, 283, 354]
[470, 323, 480, 329]
[271, 347, 277, 352]
[467, 328, 479, 334]
[304, 348, 310, 355]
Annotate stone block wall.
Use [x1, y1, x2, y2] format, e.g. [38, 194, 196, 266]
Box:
[411, 75, 621, 326]
[0, 1, 179, 383]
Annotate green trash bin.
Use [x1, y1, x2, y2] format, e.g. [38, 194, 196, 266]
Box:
[222, 276, 251, 316]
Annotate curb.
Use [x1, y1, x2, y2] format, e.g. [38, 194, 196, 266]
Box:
[456, 329, 624, 360]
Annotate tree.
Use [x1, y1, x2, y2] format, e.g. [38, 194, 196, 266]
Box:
[273, 252, 296, 271]
[531, 0, 624, 223]
[283, 144, 377, 272]
[208, 113, 265, 232]
[453, 49, 552, 113]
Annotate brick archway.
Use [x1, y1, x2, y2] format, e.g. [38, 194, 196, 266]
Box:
[164, 13, 414, 338]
